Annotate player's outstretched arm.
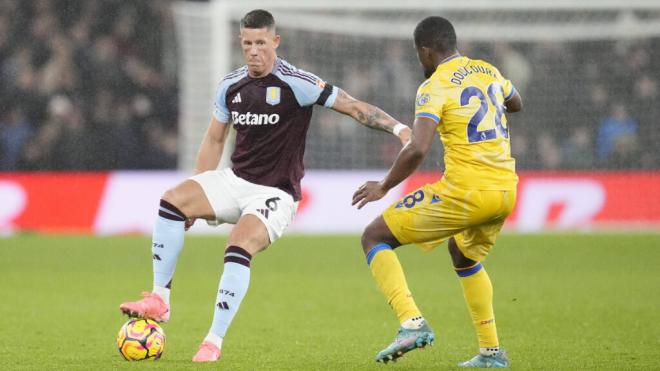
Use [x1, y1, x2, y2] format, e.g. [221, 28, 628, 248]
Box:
[331, 89, 411, 145]
[194, 116, 231, 175]
[352, 116, 437, 209]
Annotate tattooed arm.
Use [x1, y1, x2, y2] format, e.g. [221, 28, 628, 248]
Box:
[330, 88, 411, 145]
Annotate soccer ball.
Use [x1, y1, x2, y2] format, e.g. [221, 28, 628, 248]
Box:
[116, 318, 166, 361]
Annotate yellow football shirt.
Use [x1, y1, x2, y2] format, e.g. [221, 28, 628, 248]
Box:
[415, 54, 518, 190]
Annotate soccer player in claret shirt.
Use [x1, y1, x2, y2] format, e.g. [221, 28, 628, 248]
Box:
[352, 17, 523, 367]
[119, 9, 411, 363]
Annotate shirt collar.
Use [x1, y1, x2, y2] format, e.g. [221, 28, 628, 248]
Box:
[440, 53, 461, 65]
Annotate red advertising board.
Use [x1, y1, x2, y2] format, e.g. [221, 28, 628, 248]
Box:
[1, 171, 659, 234]
[0, 173, 108, 233]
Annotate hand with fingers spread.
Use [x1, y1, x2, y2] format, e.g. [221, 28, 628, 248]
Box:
[352, 181, 388, 209]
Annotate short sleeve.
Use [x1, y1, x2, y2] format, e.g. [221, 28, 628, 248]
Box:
[496, 70, 516, 102]
[274, 60, 339, 107]
[414, 79, 445, 123]
[213, 84, 230, 123]
[213, 67, 248, 123]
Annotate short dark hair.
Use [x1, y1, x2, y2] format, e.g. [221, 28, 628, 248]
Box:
[240, 9, 275, 30]
[414, 16, 457, 53]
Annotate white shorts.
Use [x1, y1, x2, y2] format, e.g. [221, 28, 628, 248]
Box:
[189, 168, 298, 243]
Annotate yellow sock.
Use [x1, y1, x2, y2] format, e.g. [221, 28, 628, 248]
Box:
[457, 263, 499, 349]
[367, 243, 421, 324]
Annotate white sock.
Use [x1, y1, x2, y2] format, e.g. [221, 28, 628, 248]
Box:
[152, 200, 186, 290]
[208, 246, 252, 338]
[401, 316, 425, 330]
[204, 332, 223, 349]
[153, 286, 170, 305]
[480, 346, 500, 356]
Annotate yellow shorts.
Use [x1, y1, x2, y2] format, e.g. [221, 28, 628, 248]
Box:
[383, 181, 516, 261]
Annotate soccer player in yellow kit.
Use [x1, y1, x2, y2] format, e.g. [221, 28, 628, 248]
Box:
[352, 16, 522, 368]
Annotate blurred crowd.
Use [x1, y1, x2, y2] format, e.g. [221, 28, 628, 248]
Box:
[498, 40, 660, 170]
[0, 0, 177, 171]
[1, 1, 659, 171]
[298, 34, 660, 170]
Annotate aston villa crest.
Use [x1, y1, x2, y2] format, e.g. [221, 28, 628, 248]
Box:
[266, 87, 281, 106]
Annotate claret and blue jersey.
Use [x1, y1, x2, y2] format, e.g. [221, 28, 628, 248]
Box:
[213, 58, 339, 200]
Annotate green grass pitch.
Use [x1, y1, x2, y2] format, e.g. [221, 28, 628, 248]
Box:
[1, 233, 659, 370]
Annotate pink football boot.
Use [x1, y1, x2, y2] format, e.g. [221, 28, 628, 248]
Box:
[192, 341, 221, 362]
[119, 292, 170, 323]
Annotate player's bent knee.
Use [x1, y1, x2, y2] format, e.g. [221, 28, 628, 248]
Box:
[228, 230, 269, 253]
[360, 232, 373, 254]
[161, 188, 180, 206]
[361, 216, 399, 254]
[228, 238, 268, 256]
[448, 237, 476, 269]
[361, 221, 379, 252]
[161, 188, 190, 217]
[161, 181, 214, 220]
[228, 215, 270, 255]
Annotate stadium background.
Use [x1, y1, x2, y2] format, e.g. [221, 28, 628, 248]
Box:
[1, 0, 659, 233]
[1, 1, 659, 370]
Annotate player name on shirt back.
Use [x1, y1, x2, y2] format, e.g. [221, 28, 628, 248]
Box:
[449, 65, 497, 86]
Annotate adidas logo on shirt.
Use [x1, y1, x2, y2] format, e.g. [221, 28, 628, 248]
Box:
[232, 93, 242, 104]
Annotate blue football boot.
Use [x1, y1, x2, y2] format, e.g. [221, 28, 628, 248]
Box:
[459, 350, 509, 368]
[375, 323, 435, 363]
